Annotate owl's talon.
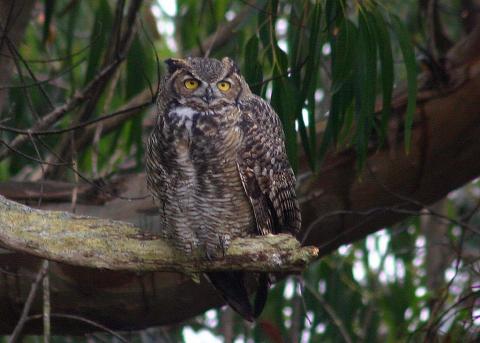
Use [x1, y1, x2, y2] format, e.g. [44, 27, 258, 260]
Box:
[206, 248, 221, 260]
[205, 250, 213, 261]
[204, 234, 231, 260]
[219, 234, 231, 257]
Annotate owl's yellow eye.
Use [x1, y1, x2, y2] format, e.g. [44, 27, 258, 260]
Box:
[184, 79, 199, 90]
[217, 81, 231, 92]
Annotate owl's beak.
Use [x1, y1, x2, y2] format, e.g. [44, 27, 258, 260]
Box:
[202, 86, 214, 103]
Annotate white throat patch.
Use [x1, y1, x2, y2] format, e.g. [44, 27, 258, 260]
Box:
[175, 106, 196, 120]
[169, 106, 217, 133]
[170, 106, 197, 132]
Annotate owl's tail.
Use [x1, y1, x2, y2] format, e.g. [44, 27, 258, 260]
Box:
[206, 271, 269, 322]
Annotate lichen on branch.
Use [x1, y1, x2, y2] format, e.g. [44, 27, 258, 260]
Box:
[0, 195, 318, 274]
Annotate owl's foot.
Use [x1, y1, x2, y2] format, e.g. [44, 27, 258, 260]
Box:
[173, 237, 199, 255]
[205, 234, 231, 260]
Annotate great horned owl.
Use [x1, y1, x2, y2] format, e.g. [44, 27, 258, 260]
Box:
[145, 56, 301, 321]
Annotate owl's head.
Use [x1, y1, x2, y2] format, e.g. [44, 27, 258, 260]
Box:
[164, 57, 250, 110]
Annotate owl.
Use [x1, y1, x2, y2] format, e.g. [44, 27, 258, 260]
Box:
[145, 56, 301, 321]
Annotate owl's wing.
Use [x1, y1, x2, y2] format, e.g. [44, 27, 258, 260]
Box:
[236, 95, 301, 237]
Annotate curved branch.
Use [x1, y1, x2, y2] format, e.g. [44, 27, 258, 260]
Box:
[0, 195, 318, 274]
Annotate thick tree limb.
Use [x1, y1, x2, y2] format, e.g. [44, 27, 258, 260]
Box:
[0, 195, 318, 274]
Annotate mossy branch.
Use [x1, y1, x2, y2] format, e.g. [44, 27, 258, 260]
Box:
[0, 196, 318, 274]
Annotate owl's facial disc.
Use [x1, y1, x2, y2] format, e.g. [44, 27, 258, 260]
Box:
[171, 72, 241, 111]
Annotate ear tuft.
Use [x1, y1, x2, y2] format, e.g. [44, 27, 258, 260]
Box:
[222, 57, 240, 74]
[165, 58, 187, 74]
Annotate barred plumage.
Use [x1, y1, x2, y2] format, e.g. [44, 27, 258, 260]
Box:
[145, 57, 301, 321]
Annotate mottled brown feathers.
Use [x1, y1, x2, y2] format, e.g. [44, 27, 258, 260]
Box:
[145, 56, 301, 321]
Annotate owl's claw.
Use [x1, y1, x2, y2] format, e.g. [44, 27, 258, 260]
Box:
[204, 234, 231, 260]
[219, 234, 231, 257]
[205, 248, 215, 261]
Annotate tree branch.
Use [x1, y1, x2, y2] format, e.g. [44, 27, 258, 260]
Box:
[8, 260, 48, 343]
[0, 195, 318, 274]
[190, 0, 257, 57]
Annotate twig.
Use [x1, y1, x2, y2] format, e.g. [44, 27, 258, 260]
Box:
[0, 0, 143, 161]
[0, 137, 71, 166]
[190, 1, 256, 56]
[295, 276, 312, 326]
[44, 0, 143, 178]
[0, 101, 151, 136]
[8, 260, 49, 343]
[70, 133, 78, 214]
[4, 34, 54, 110]
[42, 261, 50, 343]
[303, 281, 354, 343]
[251, 57, 309, 87]
[0, 58, 85, 90]
[26, 131, 45, 205]
[302, 205, 480, 255]
[365, 164, 480, 235]
[26, 313, 128, 343]
[28, 134, 149, 202]
[0, 40, 91, 63]
[238, 0, 308, 30]
[0, 57, 123, 160]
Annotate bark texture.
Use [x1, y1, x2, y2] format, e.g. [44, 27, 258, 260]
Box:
[0, 195, 317, 273]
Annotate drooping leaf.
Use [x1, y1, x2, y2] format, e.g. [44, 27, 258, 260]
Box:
[331, 19, 356, 93]
[244, 35, 263, 95]
[85, 0, 112, 84]
[42, 0, 56, 44]
[391, 14, 418, 152]
[372, 9, 394, 146]
[353, 8, 377, 170]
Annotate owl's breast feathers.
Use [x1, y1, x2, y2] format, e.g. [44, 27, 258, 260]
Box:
[146, 91, 301, 322]
[146, 100, 255, 248]
[147, 96, 301, 239]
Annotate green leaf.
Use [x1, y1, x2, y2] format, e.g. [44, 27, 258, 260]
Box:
[302, 1, 323, 169]
[42, 0, 56, 44]
[125, 36, 148, 168]
[288, 1, 309, 73]
[353, 9, 377, 169]
[126, 37, 150, 98]
[257, 0, 279, 64]
[372, 10, 394, 146]
[391, 14, 417, 152]
[324, 0, 347, 30]
[65, 0, 80, 94]
[244, 35, 263, 95]
[272, 79, 298, 172]
[319, 13, 358, 165]
[307, 91, 317, 170]
[338, 102, 354, 146]
[85, 0, 112, 84]
[331, 19, 356, 93]
[319, 77, 354, 162]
